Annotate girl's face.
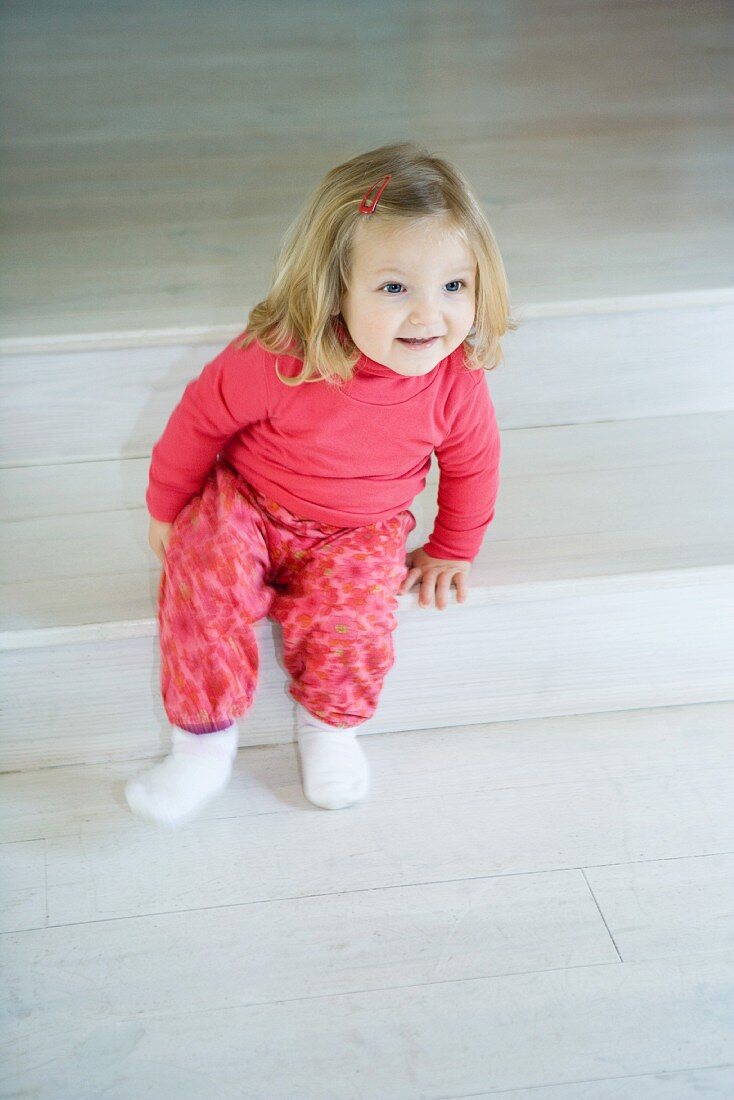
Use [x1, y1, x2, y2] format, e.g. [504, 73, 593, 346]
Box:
[340, 214, 477, 376]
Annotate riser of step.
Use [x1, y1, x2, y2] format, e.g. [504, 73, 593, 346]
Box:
[1, 298, 732, 466]
[2, 411, 732, 638]
[2, 568, 730, 772]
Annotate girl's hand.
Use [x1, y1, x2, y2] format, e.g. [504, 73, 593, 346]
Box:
[148, 516, 173, 563]
[399, 546, 471, 610]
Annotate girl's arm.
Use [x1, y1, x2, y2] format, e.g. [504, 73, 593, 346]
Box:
[400, 374, 500, 608]
[146, 338, 271, 524]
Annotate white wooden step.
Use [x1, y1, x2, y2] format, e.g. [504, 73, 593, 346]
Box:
[1, 296, 733, 468]
[1, 410, 733, 633]
[1, 410, 732, 772]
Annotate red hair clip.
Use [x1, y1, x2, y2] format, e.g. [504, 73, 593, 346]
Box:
[359, 174, 391, 214]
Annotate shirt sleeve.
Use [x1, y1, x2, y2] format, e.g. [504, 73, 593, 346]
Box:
[146, 338, 271, 522]
[424, 373, 501, 562]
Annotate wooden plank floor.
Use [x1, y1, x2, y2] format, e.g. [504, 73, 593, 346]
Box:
[1, 0, 733, 341]
[2, 702, 733, 1097]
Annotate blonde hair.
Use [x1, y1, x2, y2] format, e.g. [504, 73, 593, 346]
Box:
[240, 142, 518, 386]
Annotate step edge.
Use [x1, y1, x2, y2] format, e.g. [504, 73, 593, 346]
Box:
[2, 563, 732, 652]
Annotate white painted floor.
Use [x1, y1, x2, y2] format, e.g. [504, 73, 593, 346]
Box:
[2, 702, 734, 1097]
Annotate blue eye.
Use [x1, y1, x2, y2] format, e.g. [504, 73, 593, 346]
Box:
[380, 279, 465, 294]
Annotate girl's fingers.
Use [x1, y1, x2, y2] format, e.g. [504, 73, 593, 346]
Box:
[455, 571, 469, 603]
[435, 571, 452, 609]
[419, 570, 435, 606]
[403, 566, 471, 606]
[400, 567, 422, 594]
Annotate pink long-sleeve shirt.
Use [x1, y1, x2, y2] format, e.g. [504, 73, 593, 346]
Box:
[146, 334, 501, 562]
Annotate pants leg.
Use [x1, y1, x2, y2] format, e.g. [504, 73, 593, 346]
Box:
[269, 509, 416, 728]
[158, 463, 275, 731]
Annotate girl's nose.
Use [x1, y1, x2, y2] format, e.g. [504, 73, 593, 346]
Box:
[409, 296, 441, 326]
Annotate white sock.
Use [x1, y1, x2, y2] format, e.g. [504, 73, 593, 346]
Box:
[295, 704, 370, 810]
[125, 725, 238, 827]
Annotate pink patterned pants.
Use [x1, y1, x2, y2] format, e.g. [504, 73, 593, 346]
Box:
[158, 461, 416, 732]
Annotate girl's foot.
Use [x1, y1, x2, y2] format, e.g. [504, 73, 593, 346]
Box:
[295, 705, 370, 810]
[125, 725, 238, 826]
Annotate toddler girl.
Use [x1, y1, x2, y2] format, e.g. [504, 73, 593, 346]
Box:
[125, 142, 513, 826]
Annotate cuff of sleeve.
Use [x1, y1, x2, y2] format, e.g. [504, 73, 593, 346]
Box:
[423, 537, 478, 563]
[145, 486, 191, 524]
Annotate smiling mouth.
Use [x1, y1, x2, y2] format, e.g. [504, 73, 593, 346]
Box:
[397, 336, 440, 346]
